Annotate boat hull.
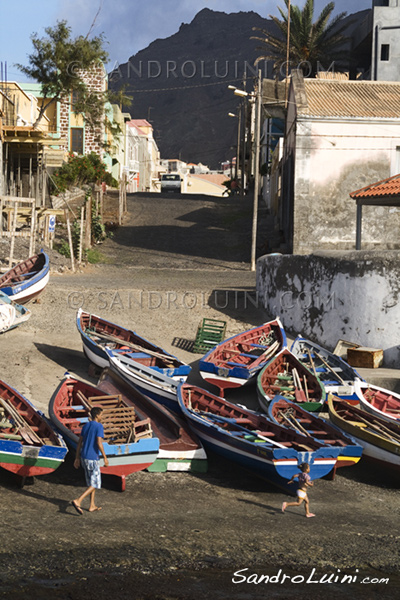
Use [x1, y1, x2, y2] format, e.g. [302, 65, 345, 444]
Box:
[107, 351, 182, 413]
[49, 375, 160, 490]
[199, 318, 287, 394]
[77, 309, 191, 383]
[267, 396, 362, 469]
[98, 368, 207, 473]
[0, 379, 67, 481]
[177, 384, 340, 491]
[0, 252, 50, 305]
[354, 380, 400, 424]
[328, 396, 400, 472]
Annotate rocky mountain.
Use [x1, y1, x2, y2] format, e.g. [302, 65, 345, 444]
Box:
[109, 7, 369, 169]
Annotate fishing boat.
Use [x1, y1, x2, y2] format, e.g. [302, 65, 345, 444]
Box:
[354, 380, 400, 424]
[177, 384, 341, 490]
[106, 350, 183, 413]
[198, 318, 287, 396]
[257, 348, 326, 413]
[98, 367, 207, 473]
[291, 336, 364, 404]
[76, 308, 191, 379]
[328, 395, 400, 471]
[0, 379, 67, 485]
[267, 396, 363, 472]
[0, 291, 31, 333]
[49, 373, 160, 491]
[0, 251, 50, 304]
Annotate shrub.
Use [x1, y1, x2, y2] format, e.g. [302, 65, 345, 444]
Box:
[51, 152, 118, 194]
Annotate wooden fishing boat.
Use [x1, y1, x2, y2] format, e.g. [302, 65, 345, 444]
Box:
[0, 251, 50, 304]
[291, 336, 364, 404]
[98, 367, 207, 473]
[0, 291, 31, 333]
[0, 379, 67, 484]
[76, 308, 191, 380]
[177, 384, 341, 490]
[327, 395, 400, 471]
[106, 349, 184, 413]
[354, 380, 400, 424]
[49, 374, 160, 491]
[268, 396, 363, 471]
[198, 318, 286, 396]
[257, 348, 326, 413]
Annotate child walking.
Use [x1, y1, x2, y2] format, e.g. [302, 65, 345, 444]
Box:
[72, 406, 109, 515]
[282, 462, 315, 518]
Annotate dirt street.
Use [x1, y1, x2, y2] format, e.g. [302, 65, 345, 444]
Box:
[0, 193, 399, 600]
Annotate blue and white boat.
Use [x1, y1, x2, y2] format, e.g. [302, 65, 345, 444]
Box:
[0, 251, 49, 304]
[267, 396, 363, 473]
[76, 308, 191, 378]
[0, 291, 31, 333]
[106, 349, 185, 414]
[290, 336, 364, 404]
[177, 384, 341, 490]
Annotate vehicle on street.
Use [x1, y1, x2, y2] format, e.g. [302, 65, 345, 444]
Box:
[160, 173, 182, 193]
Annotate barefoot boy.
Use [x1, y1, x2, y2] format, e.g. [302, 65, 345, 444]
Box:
[72, 406, 109, 514]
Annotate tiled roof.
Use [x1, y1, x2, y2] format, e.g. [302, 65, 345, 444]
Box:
[131, 119, 152, 127]
[350, 174, 400, 199]
[301, 80, 400, 119]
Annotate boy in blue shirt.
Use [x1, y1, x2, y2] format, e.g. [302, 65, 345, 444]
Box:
[72, 406, 109, 514]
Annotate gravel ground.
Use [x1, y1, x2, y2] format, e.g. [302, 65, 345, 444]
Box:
[0, 193, 399, 599]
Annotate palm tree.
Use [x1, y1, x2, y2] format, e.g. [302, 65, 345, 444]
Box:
[252, 0, 352, 79]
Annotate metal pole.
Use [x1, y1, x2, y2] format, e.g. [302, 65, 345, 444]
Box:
[251, 70, 262, 272]
[235, 109, 241, 181]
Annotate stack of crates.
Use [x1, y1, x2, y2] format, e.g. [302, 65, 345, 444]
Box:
[192, 318, 227, 354]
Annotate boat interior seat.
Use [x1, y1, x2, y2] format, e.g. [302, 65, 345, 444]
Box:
[116, 350, 149, 360]
[225, 361, 245, 367]
[62, 416, 89, 423]
[238, 352, 259, 359]
[250, 343, 270, 349]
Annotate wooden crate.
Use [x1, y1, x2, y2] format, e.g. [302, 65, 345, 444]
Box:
[347, 347, 383, 369]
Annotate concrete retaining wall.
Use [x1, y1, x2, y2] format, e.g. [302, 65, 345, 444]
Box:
[256, 250, 400, 367]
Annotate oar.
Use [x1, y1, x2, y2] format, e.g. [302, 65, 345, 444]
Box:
[314, 352, 347, 386]
[88, 329, 176, 365]
[198, 411, 288, 448]
[356, 413, 400, 442]
[306, 348, 318, 378]
[0, 397, 42, 445]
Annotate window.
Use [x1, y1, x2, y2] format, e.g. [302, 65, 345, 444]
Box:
[71, 90, 81, 110]
[381, 44, 390, 61]
[70, 127, 84, 154]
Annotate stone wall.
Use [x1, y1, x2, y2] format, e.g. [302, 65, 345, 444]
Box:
[59, 63, 106, 156]
[256, 251, 400, 367]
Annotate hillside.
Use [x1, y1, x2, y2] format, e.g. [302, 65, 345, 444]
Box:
[109, 7, 369, 169]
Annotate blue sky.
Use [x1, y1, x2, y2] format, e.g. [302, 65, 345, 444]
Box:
[1, 0, 371, 81]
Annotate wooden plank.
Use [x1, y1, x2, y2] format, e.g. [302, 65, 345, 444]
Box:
[0, 196, 35, 204]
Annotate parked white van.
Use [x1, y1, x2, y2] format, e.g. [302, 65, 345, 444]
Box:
[160, 173, 182, 193]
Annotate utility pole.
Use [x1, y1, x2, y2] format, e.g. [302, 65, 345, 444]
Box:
[251, 70, 262, 272]
[285, 0, 291, 108]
